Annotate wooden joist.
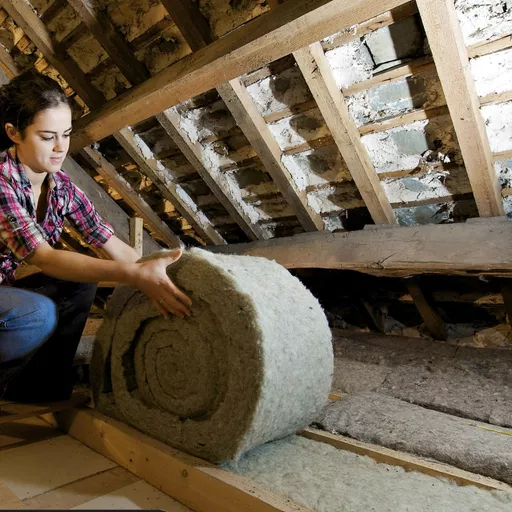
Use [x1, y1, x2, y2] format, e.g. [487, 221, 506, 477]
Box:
[209, 221, 512, 277]
[1, 0, 105, 108]
[156, 110, 267, 241]
[130, 217, 144, 257]
[69, 0, 410, 151]
[167, 0, 323, 232]
[294, 42, 395, 225]
[416, 0, 504, 217]
[47, 408, 311, 512]
[80, 147, 180, 248]
[66, 0, 150, 86]
[114, 128, 226, 245]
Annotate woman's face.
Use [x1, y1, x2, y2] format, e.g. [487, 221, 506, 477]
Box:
[7, 103, 72, 174]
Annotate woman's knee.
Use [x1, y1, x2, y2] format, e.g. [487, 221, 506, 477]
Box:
[0, 289, 58, 361]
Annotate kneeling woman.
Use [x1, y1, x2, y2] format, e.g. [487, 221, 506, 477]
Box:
[0, 70, 192, 402]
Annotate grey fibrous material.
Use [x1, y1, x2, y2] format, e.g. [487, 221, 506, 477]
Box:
[91, 248, 333, 463]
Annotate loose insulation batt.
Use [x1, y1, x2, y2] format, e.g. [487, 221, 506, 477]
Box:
[91, 248, 333, 463]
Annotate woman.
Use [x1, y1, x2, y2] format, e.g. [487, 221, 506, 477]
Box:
[0, 70, 192, 402]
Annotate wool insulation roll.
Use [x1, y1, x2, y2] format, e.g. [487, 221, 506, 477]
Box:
[91, 248, 333, 463]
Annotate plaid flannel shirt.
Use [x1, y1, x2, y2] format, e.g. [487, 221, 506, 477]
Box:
[0, 147, 114, 285]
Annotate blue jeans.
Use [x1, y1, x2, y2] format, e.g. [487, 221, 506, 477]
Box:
[0, 272, 97, 401]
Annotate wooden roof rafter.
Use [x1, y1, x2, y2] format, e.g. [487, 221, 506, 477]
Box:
[164, 0, 324, 232]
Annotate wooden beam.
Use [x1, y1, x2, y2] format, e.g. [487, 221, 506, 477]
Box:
[1, 0, 105, 108]
[158, 0, 323, 232]
[218, 80, 324, 231]
[48, 408, 312, 512]
[114, 128, 226, 245]
[301, 429, 512, 492]
[416, 0, 504, 217]
[67, 0, 149, 86]
[294, 43, 395, 224]
[130, 217, 144, 256]
[209, 221, 512, 277]
[160, 0, 212, 51]
[405, 277, 447, 340]
[80, 146, 180, 248]
[62, 156, 162, 254]
[69, 0, 410, 151]
[40, 0, 68, 24]
[156, 110, 267, 241]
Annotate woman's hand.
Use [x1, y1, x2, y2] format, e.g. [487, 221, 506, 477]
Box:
[130, 249, 192, 319]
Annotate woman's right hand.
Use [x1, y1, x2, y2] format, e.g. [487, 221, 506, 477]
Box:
[130, 249, 192, 319]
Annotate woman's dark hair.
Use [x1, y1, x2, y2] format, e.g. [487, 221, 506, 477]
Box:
[0, 70, 70, 151]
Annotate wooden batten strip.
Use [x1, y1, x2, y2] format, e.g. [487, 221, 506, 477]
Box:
[493, 149, 512, 162]
[343, 57, 435, 96]
[359, 105, 449, 135]
[301, 429, 512, 492]
[320, 1, 418, 51]
[295, 42, 395, 224]
[416, 0, 504, 217]
[468, 34, 512, 59]
[263, 99, 318, 124]
[60, 22, 88, 49]
[0, 43, 19, 78]
[40, 0, 68, 24]
[157, 110, 267, 241]
[114, 128, 226, 245]
[69, 0, 411, 151]
[80, 146, 180, 247]
[479, 89, 512, 107]
[46, 408, 313, 512]
[1, 0, 105, 108]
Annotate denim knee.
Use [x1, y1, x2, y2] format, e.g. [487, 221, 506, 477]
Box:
[0, 289, 58, 362]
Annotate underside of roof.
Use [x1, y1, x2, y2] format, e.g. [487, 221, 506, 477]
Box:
[0, 0, 510, 252]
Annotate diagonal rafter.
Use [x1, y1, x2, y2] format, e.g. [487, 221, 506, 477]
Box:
[69, 0, 410, 151]
[66, 0, 149, 85]
[164, 0, 324, 231]
[416, 0, 504, 217]
[156, 110, 267, 240]
[80, 146, 181, 247]
[294, 42, 396, 224]
[114, 128, 226, 245]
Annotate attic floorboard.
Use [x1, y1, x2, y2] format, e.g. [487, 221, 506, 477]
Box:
[0, 417, 191, 510]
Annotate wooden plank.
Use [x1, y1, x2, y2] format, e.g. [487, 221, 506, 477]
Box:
[67, 0, 149, 86]
[80, 146, 180, 248]
[40, 0, 68, 24]
[467, 34, 512, 59]
[48, 408, 312, 512]
[209, 222, 512, 277]
[480, 89, 512, 107]
[62, 157, 162, 254]
[493, 149, 512, 162]
[61, 22, 88, 49]
[23, 467, 140, 510]
[114, 128, 226, 245]
[164, 0, 322, 232]
[218, 80, 324, 231]
[343, 57, 435, 96]
[156, 110, 267, 241]
[301, 428, 512, 493]
[359, 105, 449, 135]
[69, 0, 410, 151]
[130, 217, 143, 257]
[416, 0, 504, 217]
[1, 0, 105, 108]
[405, 277, 447, 340]
[295, 42, 395, 224]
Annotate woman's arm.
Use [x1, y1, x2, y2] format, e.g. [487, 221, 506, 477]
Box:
[102, 235, 144, 264]
[26, 242, 191, 318]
